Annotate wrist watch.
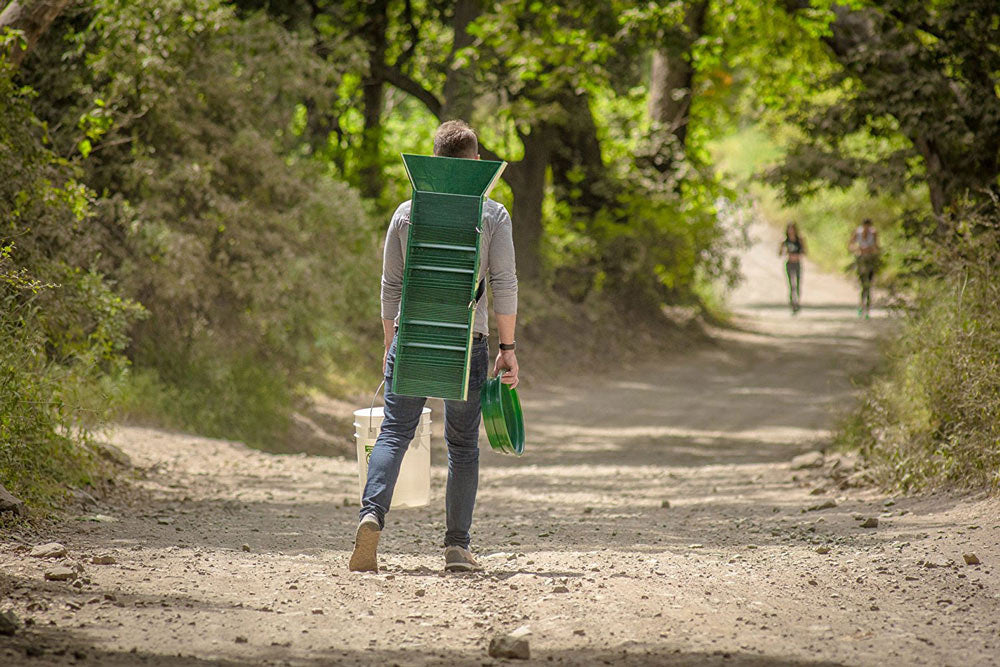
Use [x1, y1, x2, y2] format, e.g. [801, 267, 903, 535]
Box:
[499, 341, 516, 351]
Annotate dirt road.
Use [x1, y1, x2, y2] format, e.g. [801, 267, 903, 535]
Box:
[2, 223, 999, 666]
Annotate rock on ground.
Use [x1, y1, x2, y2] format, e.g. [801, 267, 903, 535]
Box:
[0, 483, 25, 517]
[0, 609, 19, 636]
[43, 566, 76, 581]
[29, 543, 67, 558]
[791, 451, 824, 470]
[488, 634, 530, 660]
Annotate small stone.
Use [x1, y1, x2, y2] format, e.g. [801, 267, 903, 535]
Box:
[660, 500, 671, 508]
[573, 629, 585, 636]
[103, 593, 117, 602]
[815, 546, 831, 555]
[870, 604, 879, 611]
[488, 634, 530, 660]
[509, 625, 531, 639]
[0, 609, 20, 636]
[415, 589, 426, 597]
[241, 544, 251, 552]
[883, 499, 896, 507]
[583, 507, 593, 514]
[235, 636, 248, 644]
[860, 517, 879, 528]
[70, 489, 98, 506]
[44, 566, 76, 581]
[963, 553, 981, 565]
[91, 554, 116, 565]
[807, 500, 837, 512]
[29, 543, 67, 558]
[156, 518, 172, 525]
[552, 586, 570, 594]
[688, 544, 704, 549]
[93, 441, 132, 467]
[923, 555, 950, 569]
[311, 608, 324, 615]
[0, 484, 25, 517]
[791, 452, 824, 470]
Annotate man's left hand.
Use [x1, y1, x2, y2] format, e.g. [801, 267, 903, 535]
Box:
[493, 350, 519, 389]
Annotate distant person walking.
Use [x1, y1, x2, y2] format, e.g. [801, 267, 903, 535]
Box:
[778, 222, 806, 314]
[848, 218, 880, 318]
[349, 120, 519, 574]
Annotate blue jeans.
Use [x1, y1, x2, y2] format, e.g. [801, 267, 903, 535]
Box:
[360, 335, 489, 549]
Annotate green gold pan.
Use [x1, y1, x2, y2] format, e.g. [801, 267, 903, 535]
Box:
[481, 371, 525, 456]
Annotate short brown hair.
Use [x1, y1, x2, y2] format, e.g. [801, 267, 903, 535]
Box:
[433, 120, 478, 158]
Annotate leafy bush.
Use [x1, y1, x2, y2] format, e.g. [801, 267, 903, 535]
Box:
[23, 0, 381, 447]
[0, 60, 137, 506]
[840, 202, 1000, 491]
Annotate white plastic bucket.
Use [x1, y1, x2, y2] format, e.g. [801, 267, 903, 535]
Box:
[353, 407, 431, 509]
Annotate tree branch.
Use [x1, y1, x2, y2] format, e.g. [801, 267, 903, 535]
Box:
[375, 62, 443, 119]
[375, 62, 507, 166]
[0, 0, 73, 68]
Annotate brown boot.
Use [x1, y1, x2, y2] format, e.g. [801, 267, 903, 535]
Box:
[444, 546, 483, 572]
[349, 515, 381, 572]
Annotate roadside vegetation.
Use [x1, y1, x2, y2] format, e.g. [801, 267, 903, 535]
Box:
[838, 203, 1000, 491]
[740, 0, 1000, 492]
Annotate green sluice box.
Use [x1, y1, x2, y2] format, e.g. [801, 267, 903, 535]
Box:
[392, 154, 507, 401]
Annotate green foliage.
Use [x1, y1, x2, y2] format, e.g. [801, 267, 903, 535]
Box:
[839, 203, 1000, 491]
[0, 61, 137, 507]
[23, 0, 380, 448]
[765, 0, 1000, 216]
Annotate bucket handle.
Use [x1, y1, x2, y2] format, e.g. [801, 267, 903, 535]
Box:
[368, 379, 386, 431]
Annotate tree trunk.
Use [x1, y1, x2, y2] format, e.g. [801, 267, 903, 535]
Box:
[359, 0, 388, 201]
[0, 0, 72, 68]
[549, 88, 614, 215]
[504, 128, 548, 278]
[646, 0, 709, 169]
[441, 0, 479, 121]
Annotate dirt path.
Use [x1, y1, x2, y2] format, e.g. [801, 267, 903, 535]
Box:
[3, 223, 999, 666]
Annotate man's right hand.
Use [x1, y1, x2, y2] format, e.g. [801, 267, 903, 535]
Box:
[493, 349, 519, 389]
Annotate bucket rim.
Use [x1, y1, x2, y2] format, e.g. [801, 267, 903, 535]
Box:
[353, 406, 432, 418]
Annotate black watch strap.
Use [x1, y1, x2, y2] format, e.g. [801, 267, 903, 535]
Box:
[499, 341, 516, 351]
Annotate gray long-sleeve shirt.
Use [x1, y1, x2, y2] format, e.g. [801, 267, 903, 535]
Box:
[381, 198, 517, 336]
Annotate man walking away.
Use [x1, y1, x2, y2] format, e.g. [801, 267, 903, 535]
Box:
[350, 120, 519, 573]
